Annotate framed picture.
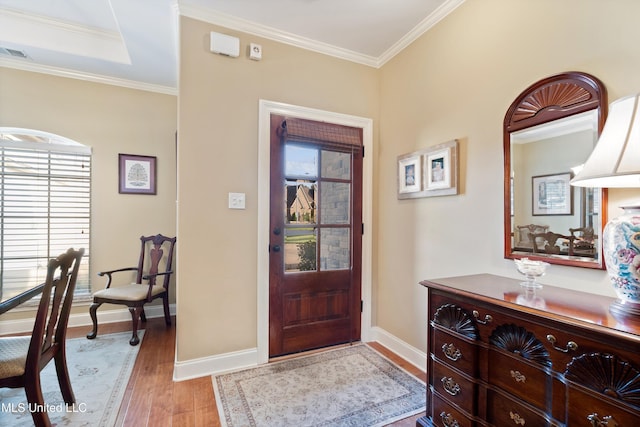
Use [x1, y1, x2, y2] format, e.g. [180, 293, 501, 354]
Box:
[424, 140, 458, 197]
[532, 172, 573, 215]
[119, 154, 157, 195]
[397, 140, 459, 199]
[398, 153, 422, 196]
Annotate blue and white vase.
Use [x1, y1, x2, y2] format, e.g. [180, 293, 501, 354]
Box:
[603, 205, 640, 316]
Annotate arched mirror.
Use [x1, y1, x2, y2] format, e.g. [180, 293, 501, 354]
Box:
[504, 72, 608, 269]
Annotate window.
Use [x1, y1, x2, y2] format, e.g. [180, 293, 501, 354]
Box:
[0, 128, 91, 302]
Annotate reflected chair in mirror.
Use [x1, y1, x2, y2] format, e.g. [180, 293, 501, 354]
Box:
[0, 248, 84, 427]
[569, 227, 596, 256]
[515, 224, 549, 251]
[530, 232, 576, 256]
[87, 234, 176, 346]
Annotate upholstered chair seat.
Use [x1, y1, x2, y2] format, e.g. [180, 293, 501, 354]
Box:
[0, 337, 30, 378]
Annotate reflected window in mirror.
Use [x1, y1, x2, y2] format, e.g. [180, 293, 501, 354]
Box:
[503, 72, 607, 269]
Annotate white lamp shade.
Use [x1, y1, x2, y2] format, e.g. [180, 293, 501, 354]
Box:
[571, 94, 640, 188]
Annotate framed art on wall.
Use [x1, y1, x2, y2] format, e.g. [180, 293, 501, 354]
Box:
[398, 153, 422, 197]
[397, 140, 459, 199]
[532, 172, 573, 215]
[119, 154, 157, 195]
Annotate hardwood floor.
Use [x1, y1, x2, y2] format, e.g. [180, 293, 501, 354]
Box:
[64, 317, 426, 426]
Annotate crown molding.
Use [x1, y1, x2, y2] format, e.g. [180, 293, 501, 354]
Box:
[0, 58, 177, 96]
[0, 7, 130, 64]
[376, 0, 466, 67]
[178, 4, 379, 68]
[179, 0, 465, 69]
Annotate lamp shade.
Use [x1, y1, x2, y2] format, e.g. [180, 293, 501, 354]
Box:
[571, 94, 640, 188]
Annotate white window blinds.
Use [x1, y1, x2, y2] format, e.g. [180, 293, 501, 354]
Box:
[0, 130, 91, 302]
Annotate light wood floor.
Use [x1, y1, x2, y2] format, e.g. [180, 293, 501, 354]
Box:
[64, 317, 426, 426]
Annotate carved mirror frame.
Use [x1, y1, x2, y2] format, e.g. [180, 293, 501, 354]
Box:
[503, 71, 608, 269]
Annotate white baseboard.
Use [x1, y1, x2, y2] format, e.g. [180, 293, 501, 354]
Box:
[0, 303, 176, 335]
[172, 326, 427, 382]
[369, 326, 427, 371]
[173, 347, 259, 382]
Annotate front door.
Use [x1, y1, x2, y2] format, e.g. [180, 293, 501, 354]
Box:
[269, 114, 363, 357]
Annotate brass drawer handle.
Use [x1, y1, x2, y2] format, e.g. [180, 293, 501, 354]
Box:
[441, 376, 461, 396]
[510, 411, 526, 425]
[546, 334, 578, 353]
[442, 343, 462, 361]
[472, 309, 493, 325]
[510, 369, 526, 383]
[588, 413, 617, 426]
[440, 412, 460, 427]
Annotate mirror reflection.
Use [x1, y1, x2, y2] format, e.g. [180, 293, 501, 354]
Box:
[510, 111, 600, 261]
[503, 71, 607, 269]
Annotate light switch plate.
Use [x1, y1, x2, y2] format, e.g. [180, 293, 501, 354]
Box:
[228, 192, 246, 209]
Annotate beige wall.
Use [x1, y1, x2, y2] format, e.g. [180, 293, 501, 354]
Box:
[176, 17, 379, 360]
[0, 68, 177, 321]
[5, 0, 640, 364]
[378, 0, 640, 350]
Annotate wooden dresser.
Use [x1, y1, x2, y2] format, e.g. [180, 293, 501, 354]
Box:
[417, 274, 640, 427]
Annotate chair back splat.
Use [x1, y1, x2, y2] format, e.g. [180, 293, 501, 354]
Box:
[0, 248, 85, 427]
[87, 234, 176, 345]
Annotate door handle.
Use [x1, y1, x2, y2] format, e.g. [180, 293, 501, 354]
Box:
[271, 245, 281, 252]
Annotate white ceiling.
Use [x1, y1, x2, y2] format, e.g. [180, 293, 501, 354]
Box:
[0, 0, 463, 94]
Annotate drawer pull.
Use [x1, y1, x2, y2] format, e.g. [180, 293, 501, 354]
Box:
[472, 309, 493, 325]
[510, 411, 526, 425]
[546, 334, 578, 353]
[442, 343, 462, 361]
[510, 369, 526, 383]
[441, 376, 461, 396]
[587, 413, 618, 426]
[440, 411, 460, 427]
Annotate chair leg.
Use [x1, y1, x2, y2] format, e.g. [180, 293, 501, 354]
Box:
[140, 307, 147, 323]
[54, 350, 76, 405]
[86, 302, 102, 340]
[163, 295, 172, 326]
[128, 307, 142, 346]
[24, 375, 51, 427]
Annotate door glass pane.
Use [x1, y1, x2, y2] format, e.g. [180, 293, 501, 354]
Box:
[320, 182, 350, 224]
[320, 228, 350, 270]
[284, 227, 317, 272]
[285, 180, 317, 224]
[285, 145, 318, 178]
[321, 150, 350, 179]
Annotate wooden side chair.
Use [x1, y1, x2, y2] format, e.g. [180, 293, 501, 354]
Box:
[87, 234, 176, 346]
[0, 248, 85, 427]
[530, 231, 576, 256]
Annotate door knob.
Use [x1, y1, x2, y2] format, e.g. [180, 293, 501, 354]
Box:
[273, 227, 281, 235]
[271, 245, 281, 252]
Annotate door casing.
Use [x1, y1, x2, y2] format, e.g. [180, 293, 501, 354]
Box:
[257, 100, 373, 364]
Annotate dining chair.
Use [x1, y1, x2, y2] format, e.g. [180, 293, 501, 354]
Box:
[0, 247, 85, 427]
[87, 234, 176, 345]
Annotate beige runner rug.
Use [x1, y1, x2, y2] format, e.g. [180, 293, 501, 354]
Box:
[0, 331, 142, 427]
[213, 343, 425, 427]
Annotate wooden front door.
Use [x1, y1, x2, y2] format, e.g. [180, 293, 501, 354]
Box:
[268, 114, 363, 357]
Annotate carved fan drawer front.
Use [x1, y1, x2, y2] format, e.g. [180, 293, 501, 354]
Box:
[566, 383, 640, 425]
[432, 358, 475, 414]
[487, 349, 549, 410]
[487, 389, 553, 427]
[431, 392, 475, 427]
[433, 327, 478, 375]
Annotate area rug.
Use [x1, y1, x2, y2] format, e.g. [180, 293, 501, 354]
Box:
[213, 343, 426, 427]
[0, 331, 143, 427]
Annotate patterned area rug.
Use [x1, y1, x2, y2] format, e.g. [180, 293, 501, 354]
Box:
[0, 331, 142, 427]
[213, 343, 426, 427]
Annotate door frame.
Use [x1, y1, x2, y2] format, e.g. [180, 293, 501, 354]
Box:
[257, 100, 373, 364]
